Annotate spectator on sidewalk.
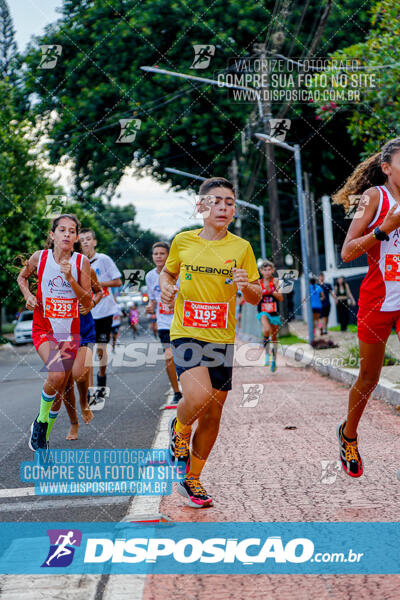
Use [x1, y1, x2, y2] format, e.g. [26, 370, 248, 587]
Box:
[307, 277, 324, 337]
[318, 272, 336, 335]
[334, 276, 356, 331]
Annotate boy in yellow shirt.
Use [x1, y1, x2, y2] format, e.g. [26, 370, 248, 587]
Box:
[160, 177, 261, 507]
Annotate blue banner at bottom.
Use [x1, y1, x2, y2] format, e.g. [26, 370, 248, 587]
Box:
[0, 522, 398, 574]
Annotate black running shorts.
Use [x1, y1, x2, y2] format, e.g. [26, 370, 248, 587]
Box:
[171, 337, 233, 391]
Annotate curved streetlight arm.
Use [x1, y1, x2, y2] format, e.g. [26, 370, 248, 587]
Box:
[141, 66, 263, 120]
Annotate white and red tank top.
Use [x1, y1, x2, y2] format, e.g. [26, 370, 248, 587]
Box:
[359, 185, 400, 312]
[33, 249, 83, 340]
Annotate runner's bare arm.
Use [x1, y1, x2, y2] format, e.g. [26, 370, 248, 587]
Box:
[90, 269, 103, 306]
[61, 256, 92, 311]
[341, 188, 400, 261]
[99, 277, 122, 287]
[346, 283, 356, 305]
[232, 268, 262, 304]
[17, 251, 40, 310]
[241, 280, 262, 305]
[145, 299, 157, 314]
[159, 267, 179, 305]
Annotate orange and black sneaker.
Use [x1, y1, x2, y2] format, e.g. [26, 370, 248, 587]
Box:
[336, 421, 363, 478]
[168, 417, 190, 467]
[178, 476, 213, 508]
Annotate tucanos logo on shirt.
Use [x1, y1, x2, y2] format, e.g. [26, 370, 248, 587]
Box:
[183, 259, 236, 278]
[48, 275, 71, 292]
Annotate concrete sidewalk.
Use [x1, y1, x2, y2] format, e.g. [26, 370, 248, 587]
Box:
[143, 350, 400, 599]
[289, 321, 400, 388]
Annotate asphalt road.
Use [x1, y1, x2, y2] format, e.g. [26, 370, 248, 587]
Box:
[0, 312, 170, 522]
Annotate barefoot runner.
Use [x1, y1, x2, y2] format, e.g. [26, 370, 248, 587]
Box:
[17, 214, 91, 451]
[63, 267, 103, 439]
[160, 177, 261, 507]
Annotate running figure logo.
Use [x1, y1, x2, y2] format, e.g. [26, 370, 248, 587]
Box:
[123, 269, 145, 291]
[268, 119, 291, 141]
[241, 383, 264, 408]
[39, 45, 62, 69]
[44, 195, 69, 219]
[116, 118, 142, 143]
[40, 339, 78, 373]
[319, 460, 341, 485]
[345, 194, 370, 220]
[277, 269, 299, 294]
[42, 529, 82, 567]
[190, 44, 216, 69]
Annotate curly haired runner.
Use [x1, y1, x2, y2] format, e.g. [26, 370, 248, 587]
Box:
[335, 137, 400, 477]
[160, 177, 261, 507]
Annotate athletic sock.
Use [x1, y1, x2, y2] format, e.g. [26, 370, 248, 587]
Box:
[263, 336, 270, 350]
[175, 417, 192, 438]
[187, 452, 206, 479]
[97, 374, 106, 387]
[38, 390, 57, 423]
[46, 409, 60, 441]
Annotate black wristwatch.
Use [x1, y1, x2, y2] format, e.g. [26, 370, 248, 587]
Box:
[373, 226, 389, 241]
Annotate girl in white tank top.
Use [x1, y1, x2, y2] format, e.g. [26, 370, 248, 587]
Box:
[17, 214, 91, 452]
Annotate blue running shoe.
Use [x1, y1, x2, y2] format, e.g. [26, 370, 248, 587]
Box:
[28, 417, 48, 452]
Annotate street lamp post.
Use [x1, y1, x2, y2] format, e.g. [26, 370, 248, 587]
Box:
[255, 133, 314, 343]
[164, 167, 266, 259]
[141, 66, 264, 119]
[141, 65, 270, 258]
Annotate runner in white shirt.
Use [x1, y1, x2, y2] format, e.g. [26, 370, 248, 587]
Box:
[145, 242, 181, 404]
[79, 228, 122, 400]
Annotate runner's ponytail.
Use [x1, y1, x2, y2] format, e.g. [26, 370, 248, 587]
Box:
[333, 137, 400, 211]
[13, 254, 38, 294]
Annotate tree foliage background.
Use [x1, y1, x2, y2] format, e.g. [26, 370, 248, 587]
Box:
[21, 0, 374, 261]
[2, 0, 397, 325]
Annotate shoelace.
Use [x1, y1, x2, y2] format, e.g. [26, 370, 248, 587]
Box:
[175, 434, 189, 458]
[186, 478, 208, 497]
[345, 440, 359, 462]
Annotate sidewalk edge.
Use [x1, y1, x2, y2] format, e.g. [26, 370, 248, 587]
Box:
[280, 344, 400, 409]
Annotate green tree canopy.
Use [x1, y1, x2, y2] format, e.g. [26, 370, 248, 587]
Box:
[0, 81, 61, 323]
[23, 0, 371, 203]
[313, 0, 400, 157]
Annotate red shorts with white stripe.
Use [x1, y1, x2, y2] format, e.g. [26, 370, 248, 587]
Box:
[357, 306, 400, 344]
[32, 311, 80, 371]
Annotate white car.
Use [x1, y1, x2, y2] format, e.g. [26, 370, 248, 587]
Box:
[14, 311, 33, 344]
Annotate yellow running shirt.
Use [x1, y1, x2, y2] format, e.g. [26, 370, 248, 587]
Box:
[165, 228, 260, 343]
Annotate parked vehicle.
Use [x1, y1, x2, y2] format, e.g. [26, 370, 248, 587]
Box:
[14, 311, 33, 344]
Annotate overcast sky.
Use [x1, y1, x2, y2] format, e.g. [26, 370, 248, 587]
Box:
[10, 0, 199, 237]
